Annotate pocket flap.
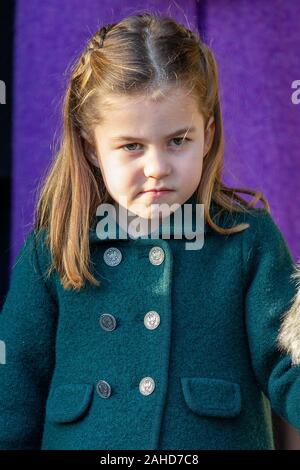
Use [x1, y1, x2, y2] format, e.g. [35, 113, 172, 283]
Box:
[46, 383, 94, 423]
[181, 377, 241, 418]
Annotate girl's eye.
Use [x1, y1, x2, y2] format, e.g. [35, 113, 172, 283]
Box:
[123, 143, 141, 152]
[122, 137, 190, 152]
[171, 137, 190, 147]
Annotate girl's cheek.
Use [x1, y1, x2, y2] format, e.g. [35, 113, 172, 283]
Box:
[110, 171, 133, 195]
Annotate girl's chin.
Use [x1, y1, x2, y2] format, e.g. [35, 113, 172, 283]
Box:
[131, 211, 173, 222]
[118, 200, 177, 220]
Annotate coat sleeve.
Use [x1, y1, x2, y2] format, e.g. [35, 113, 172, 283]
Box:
[243, 208, 300, 433]
[0, 229, 58, 449]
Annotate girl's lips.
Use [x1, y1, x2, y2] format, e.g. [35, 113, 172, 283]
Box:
[138, 189, 174, 198]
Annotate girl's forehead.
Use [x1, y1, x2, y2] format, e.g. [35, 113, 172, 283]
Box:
[95, 96, 202, 137]
[93, 89, 205, 143]
[100, 86, 198, 111]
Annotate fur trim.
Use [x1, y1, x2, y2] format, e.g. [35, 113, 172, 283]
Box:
[277, 262, 300, 365]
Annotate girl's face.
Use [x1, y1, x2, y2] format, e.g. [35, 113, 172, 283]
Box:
[89, 87, 215, 219]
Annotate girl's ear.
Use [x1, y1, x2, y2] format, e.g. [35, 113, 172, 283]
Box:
[203, 116, 215, 158]
[81, 131, 100, 168]
[87, 150, 100, 168]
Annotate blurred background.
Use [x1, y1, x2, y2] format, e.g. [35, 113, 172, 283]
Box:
[1, 0, 300, 449]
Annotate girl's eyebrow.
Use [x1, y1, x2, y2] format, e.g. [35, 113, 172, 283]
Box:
[110, 126, 196, 142]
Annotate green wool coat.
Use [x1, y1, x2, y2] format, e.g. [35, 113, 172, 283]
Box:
[1, 192, 300, 450]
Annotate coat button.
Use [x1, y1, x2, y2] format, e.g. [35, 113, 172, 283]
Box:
[144, 311, 160, 330]
[96, 380, 111, 398]
[149, 247, 165, 265]
[103, 247, 122, 266]
[139, 377, 155, 396]
[100, 313, 117, 331]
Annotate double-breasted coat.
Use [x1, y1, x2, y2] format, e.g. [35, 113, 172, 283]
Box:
[1, 192, 300, 450]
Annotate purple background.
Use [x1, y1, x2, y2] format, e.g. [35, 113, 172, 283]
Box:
[11, 0, 300, 265]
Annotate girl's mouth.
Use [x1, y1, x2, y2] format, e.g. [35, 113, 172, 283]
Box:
[138, 189, 174, 197]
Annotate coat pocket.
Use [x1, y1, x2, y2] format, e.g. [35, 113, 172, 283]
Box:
[181, 377, 241, 418]
[45, 383, 94, 424]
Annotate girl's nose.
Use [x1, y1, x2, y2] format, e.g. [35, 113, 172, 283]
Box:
[143, 149, 172, 179]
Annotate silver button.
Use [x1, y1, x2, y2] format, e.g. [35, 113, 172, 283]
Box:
[149, 247, 165, 265]
[139, 377, 155, 396]
[144, 311, 160, 330]
[103, 247, 122, 266]
[96, 380, 111, 398]
[100, 313, 117, 331]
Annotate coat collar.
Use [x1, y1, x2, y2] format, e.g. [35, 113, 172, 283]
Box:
[88, 192, 228, 244]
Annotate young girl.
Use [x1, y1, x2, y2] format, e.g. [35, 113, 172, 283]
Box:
[1, 11, 300, 451]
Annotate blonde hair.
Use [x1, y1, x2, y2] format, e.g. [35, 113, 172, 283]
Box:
[34, 11, 270, 290]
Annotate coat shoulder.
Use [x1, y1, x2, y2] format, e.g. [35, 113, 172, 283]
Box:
[239, 206, 292, 253]
[14, 227, 56, 299]
[17, 227, 51, 273]
[211, 203, 275, 237]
